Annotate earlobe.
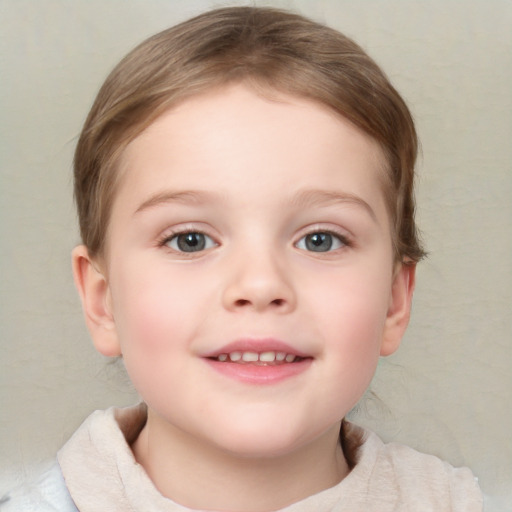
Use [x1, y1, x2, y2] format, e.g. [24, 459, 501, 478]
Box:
[71, 245, 122, 357]
[380, 263, 416, 356]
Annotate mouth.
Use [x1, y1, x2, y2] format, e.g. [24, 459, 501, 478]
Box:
[209, 351, 307, 365]
[203, 340, 313, 384]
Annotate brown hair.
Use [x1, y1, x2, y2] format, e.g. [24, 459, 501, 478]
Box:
[74, 6, 425, 262]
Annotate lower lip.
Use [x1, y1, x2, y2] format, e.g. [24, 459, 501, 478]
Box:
[204, 358, 312, 385]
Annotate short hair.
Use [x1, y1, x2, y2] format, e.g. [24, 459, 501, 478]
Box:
[74, 6, 425, 262]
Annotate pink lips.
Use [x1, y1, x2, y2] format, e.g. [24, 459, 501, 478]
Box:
[202, 338, 313, 385]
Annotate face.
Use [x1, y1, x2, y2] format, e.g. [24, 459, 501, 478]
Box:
[79, 84, 413, 458]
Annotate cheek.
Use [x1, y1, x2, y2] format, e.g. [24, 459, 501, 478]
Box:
[114, 287, 174, 351]
[108, 270, 195, 403]
[318, 265, 390, 338]
[314, 267, 391, 384]
[109, 262, 204, 355]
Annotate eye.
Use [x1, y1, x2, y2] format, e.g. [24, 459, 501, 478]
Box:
[165, 232, 217, 253]
[296, 231, 347, 253]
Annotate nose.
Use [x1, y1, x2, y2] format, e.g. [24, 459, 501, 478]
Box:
[221, 249, 296, 313]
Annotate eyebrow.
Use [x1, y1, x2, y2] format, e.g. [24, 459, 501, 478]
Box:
[291, 189, 377, 222]
[134, 190, 218, 215]
[134, 188, 377, 221]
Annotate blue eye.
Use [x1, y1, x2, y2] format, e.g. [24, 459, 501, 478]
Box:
[166, 232, 216, 253]
[296, 232, 346, 252]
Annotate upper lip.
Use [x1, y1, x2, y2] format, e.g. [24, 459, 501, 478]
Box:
[202, 338, 313, 359]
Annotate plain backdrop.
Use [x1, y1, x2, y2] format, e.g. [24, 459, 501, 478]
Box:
[1, 0, 511, 510]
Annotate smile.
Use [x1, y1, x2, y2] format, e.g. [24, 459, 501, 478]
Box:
[212, 351, 304, 365]
[203, 340, 313, 384]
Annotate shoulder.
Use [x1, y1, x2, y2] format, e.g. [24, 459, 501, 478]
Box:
[0, 462, 78, 512]
[354, 427, 483, 511]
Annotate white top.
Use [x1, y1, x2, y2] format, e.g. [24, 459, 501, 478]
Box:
[1, 404, 482, 511]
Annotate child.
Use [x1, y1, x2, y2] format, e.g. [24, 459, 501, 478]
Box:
[3, 6, 482, 511]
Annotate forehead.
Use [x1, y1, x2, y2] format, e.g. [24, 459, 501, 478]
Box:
[114, 84, 389, 218]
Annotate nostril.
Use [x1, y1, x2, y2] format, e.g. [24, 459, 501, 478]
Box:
[234, 299, 251, 307]
[233, 298, 286, 308]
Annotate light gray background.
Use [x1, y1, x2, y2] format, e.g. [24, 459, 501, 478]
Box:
[1, 0, 510, 509]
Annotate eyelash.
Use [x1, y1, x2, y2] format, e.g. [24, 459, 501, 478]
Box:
[157, 228, 218, 254]
[156, 227, 352, 255]
[295, 228, 352, 253]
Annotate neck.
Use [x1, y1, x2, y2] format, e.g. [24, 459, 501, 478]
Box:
[132, 409, 349, 512]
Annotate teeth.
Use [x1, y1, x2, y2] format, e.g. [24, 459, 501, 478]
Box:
[229, 351, 242, 362]
[215, 351, 301, 364]
[242, 352, 259, 362]
[259, 351, 275, 362]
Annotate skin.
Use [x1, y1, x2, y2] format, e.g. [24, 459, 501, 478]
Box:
[73, 84, 415, 512]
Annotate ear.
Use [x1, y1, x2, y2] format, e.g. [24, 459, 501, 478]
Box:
[380, 263, 416, 356]
[71, 245, 122, 357]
